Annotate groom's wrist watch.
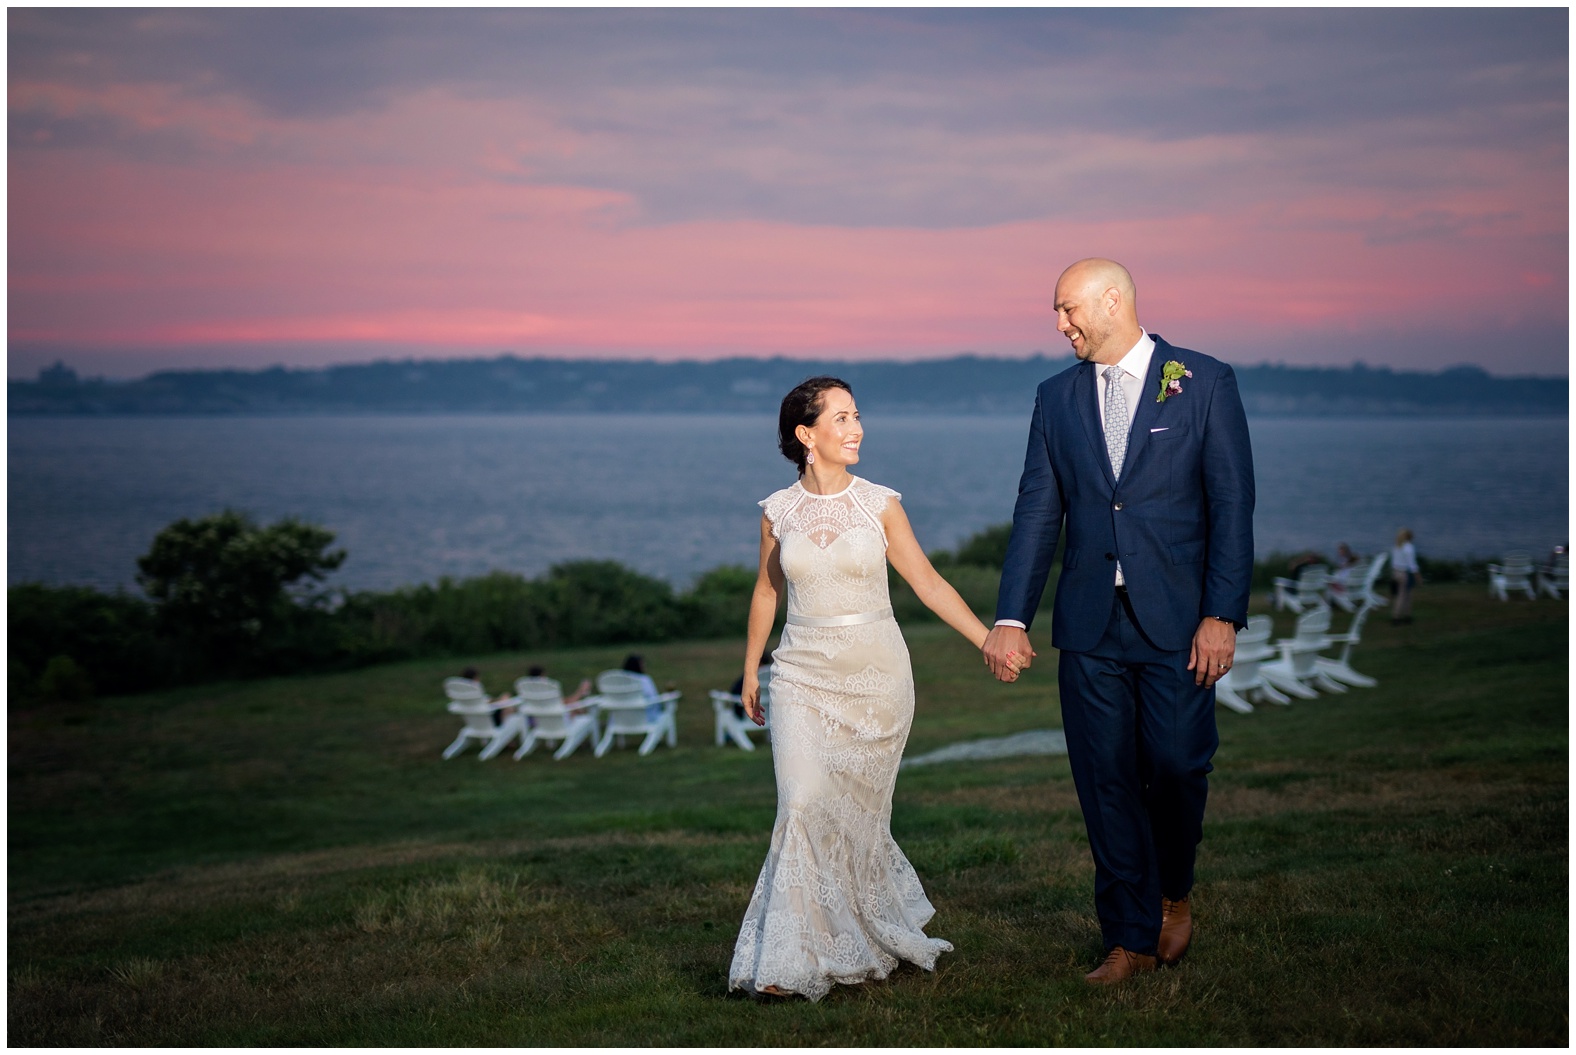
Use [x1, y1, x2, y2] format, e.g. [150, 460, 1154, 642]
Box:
[1206, 615, 1236, 628]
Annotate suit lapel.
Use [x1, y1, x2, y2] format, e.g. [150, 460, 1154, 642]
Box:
[1074, 361, 1118, 492]
[1121, 337, 1171, 478]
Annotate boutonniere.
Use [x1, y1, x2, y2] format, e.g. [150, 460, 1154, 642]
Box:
[1157, 360, 1192, 402]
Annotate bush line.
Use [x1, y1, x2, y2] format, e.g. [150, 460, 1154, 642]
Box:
[10, 516, 1479, 702]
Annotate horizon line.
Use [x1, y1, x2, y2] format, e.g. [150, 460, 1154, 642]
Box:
[12, 350, 1570, 385]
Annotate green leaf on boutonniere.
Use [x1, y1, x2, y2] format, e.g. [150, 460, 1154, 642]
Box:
[1157, 360, 1192, 402]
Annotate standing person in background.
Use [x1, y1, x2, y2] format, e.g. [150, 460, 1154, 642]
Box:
[1391, 529, 1420, 625]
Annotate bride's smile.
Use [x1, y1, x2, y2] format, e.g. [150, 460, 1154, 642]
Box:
[797, 388, 863, 482]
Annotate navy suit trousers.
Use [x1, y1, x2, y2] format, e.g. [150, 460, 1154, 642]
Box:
[1058, 590, 1219, 955]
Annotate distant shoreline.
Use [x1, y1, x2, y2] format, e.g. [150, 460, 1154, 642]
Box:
[7, 408, 1569, 420]
[8, 353, 1568, 418]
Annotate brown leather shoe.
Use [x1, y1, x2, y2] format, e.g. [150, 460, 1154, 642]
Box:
[1084, 946, 1157, 985]
[1158, 895, 1193, 966]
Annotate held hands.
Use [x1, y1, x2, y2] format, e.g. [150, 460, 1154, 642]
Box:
[740, 672, 766, 726]
[982, 625, 1036, 683]
[1188, 617, 1237, 687]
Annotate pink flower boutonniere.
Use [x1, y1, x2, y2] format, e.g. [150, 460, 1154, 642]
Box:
[1157, 360, 1192, 402]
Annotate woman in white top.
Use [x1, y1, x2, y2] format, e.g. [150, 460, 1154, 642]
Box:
[727, 376, 1018, 1002]
[1391, 528, 1419, 624]
[620, 654, 663, 720]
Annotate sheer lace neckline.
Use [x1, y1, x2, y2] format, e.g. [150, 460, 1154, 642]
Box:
[795, 475, 858, 499]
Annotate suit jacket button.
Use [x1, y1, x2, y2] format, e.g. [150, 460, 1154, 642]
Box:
[1114, 501, 1124, 511]
[1105, 552, 1115, 561]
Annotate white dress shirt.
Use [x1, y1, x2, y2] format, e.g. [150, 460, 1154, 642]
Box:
[996, 330, 1154, 629]
[1099, 330, 1155, 445]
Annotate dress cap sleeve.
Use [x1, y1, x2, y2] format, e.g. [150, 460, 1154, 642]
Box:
[758, 486, 800, 540]
[855, 478, 901, 508]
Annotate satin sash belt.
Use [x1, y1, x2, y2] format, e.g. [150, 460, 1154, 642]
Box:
[785, 606, 893, 628]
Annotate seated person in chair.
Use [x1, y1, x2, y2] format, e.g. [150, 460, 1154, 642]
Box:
[459, 666, 516, 726]
[525, 664, 592, 709]
[729, 651, 774, 720]
[622, 654, 669, 721]
[1327, 543, 1360, 597]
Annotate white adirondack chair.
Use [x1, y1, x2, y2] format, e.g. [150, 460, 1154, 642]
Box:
[591, 670, 681, 757]
[1213, 664, 1255, 715]
[1258, 608, 1336, 698]
[1273, 564, 1329, 613]
[1327, 551, 1390, 613]
[512, 676, 600, 761]
[710, 666, 773, 749]
[1537, 552, 1568, 600]
[441, 677, 524, 760]
[1215, 615, 1290, 711]
[1314, 603, 1379, 689]
[1488, 552, 1536, 601]
[1325, 557, 1368, 615]
[1330, 554, 1390, 612]
[1351, 551, 1389, 610]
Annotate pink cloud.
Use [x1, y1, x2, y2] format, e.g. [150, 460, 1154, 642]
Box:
[8, 78, 1566, 372]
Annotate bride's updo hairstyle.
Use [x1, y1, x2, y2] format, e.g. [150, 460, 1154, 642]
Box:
[778, 376, 852, 474]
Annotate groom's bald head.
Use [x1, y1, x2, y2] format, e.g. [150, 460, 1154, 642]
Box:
[1054, 258, 1142, 365]
[1059, 258, 1137, 315]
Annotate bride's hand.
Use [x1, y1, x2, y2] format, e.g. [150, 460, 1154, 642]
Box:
[983, 626, 1034, 683]
[741, 674, 766, 726]
[984, 645, 1027, 682]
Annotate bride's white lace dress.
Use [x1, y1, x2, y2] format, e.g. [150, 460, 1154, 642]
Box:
[728, 475, 952, 1001]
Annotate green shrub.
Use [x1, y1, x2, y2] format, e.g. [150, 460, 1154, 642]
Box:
[896, 522, 1059, 622]
[7, 583, 171, 697]
[681, 565, 756, 638]
[25, 512, 1499, 701]
[136, 509, 345, 672]
[335, 571, 543, 659]
[334, 560, 720, 662]
[891, 564, 1005, 623]
[951, 522, 1015, 568]
[9, 659, 33, 700]
[36, 655, 94, 703]
[1418, 555, 1488, 584]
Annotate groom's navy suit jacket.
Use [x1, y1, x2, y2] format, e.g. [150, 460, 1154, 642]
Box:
[996, 335, 1255, 653]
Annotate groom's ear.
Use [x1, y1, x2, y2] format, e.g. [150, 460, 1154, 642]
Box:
[1102, 285, 1123, 316]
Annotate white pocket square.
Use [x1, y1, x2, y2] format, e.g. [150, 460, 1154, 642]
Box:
[1150, 427, 1169, 433]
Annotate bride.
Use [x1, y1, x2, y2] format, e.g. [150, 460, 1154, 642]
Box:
[728, 376, 1025, 1001]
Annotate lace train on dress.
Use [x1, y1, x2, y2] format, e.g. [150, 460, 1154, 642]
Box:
[728, 477, 952, 1001]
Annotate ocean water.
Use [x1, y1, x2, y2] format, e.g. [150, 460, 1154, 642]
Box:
[8, 414, 1569, 593]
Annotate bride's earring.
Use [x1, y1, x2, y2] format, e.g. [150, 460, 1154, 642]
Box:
[805, 446, 815, 465]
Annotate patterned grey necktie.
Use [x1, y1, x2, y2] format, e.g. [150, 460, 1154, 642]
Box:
[1103, 365, 1129, 480]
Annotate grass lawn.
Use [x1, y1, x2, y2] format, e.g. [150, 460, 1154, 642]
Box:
[8, 584, 1568, 1045]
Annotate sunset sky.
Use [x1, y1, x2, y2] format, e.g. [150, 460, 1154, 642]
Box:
[8, 8, 1569, 379]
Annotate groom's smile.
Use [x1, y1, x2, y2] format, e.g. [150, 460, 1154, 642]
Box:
[1053, 258, 1140, 366]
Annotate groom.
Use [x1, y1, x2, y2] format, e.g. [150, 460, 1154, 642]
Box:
[983, 258, 1254, 984]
